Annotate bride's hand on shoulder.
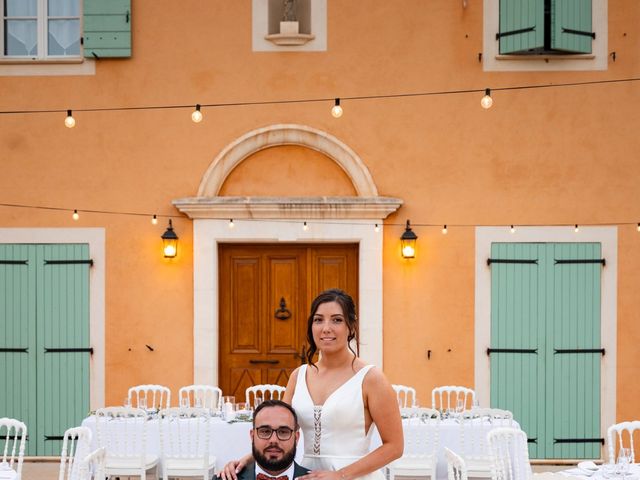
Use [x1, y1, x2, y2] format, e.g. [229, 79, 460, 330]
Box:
[218, 458, 246, 480]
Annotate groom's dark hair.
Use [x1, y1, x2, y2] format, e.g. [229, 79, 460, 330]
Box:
[252, 399, 299, 428]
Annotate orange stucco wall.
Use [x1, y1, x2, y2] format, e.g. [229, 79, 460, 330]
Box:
[1, 0, 639, 429]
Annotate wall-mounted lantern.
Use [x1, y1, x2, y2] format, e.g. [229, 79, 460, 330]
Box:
[161, 219, 179, 258]
[401, 219, 418, 259]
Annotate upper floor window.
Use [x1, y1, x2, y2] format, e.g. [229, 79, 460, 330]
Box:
[483, 0, 607, 71]
[2, 0, 81, 59]
[498, 0, 593, 55]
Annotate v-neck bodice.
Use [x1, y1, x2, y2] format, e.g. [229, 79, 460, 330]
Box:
[292, 364, 380, 469]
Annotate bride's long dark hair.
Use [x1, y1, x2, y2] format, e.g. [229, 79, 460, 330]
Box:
[305, 288, 359, 367]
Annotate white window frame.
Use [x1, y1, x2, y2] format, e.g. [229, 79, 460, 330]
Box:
[252, 0, 327, 52]
[483, 0, 608, 72]
[1, 0, 83, 62]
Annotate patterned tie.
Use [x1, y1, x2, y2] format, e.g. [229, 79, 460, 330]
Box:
[257, 473, 288, 480]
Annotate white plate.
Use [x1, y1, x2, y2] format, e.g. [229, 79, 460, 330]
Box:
[578, 462, 599, 471]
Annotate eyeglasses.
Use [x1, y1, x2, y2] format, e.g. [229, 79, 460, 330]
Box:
[255, 426, 296, 441]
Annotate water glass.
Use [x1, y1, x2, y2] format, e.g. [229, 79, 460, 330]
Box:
[139, 397, 147, 411]
[179, 395, 190, 408]
[456, 397, 465, 413]
[123, 397, 131, 408]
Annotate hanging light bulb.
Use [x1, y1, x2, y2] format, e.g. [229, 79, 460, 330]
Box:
[72, 209, 79, 221]
[64, 110, 76, 128]
[574, 224, 580, 233]
[510, 225, 515, 234]
[302, 221, 309, 231]
[228, 219, 235, 229]
[480, 88, 493, 109]
[637, 223, 640, 232]
[374, 224, 380, 233]
[442, 225, 448, 235]
[331, 98, 343, 118]
[191, 104, 203, 123]
[151, 214, 158, 225]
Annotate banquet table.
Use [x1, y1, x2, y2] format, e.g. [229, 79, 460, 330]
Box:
[82, 414, 519, 479]
[559, 462, 640, 480]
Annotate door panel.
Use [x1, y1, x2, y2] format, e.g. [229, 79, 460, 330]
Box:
[219, 244, 358, 398]
[0, 243, 90, 456]
[490, 242, 602, 460]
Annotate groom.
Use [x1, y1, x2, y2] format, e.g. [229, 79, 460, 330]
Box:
[237, 399, 309, 480]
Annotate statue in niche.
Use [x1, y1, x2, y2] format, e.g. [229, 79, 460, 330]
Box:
[282, 0, 297, 21]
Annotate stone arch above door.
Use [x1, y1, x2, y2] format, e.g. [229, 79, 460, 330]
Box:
[197, 123, 378, 197]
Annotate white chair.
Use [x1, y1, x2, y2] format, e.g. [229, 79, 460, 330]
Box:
[179, 385, 223, 411]
[393, 384, 417, 408]
[0, 418, 27, 480]
[445, 447, 468, 480]
[607, 420, 640, 463]
[159, 407, 216, 480]
[432, 386, 476, 413]
[245, 384, 286, 407]
[58, 426, 92, 480]
[95, 407, 159, 480]
[387, 408, 441, 480]
[77, 447, 106, 480]
[459, 408, 514, 478]
[487, 427, 532, 480]
[128, 384, 171, 410]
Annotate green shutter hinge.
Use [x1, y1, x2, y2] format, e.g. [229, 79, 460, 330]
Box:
[562, 27, 595, 39]
[126, 10, 130, 23]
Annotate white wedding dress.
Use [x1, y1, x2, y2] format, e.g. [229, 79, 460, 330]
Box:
[292, 364, 385, 480]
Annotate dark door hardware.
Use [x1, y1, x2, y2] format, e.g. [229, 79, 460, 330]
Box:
[554, 438, 604, 444]
[562, 27, 596, 39]
[0, 347, 28, 353]
[487, 348, 537, 355]
[44, 259, 94, 266]
[249, 359, 280, 364]
[554, 348, 605, 355]
[554, 259, 605, 266]
[0, 260, 28, 265]
[274, 297, 291, 320]
[44, 347, 94, 354]
[487, 258, 538, 266]
[496, 26, 536, 40]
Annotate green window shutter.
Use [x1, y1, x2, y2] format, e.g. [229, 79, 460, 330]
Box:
[550, 0, 593, 54]
[498, 0, 544, 54]
[0, 245, 38, 455]
[83, 0, 131, 58]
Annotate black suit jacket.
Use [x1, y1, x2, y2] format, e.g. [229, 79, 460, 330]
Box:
[236, 462, 310, 480]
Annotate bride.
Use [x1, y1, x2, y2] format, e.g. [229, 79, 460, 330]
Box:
[222, 288, 403, 480]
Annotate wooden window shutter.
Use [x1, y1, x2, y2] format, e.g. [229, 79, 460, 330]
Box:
[498, 0, 544, 54]
[83, 0, 131, 58]
[550, 0, 593, 54]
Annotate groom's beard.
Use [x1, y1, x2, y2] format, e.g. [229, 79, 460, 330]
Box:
[253, 442, 297, 473]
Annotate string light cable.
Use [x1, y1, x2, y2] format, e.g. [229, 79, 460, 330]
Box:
[2, 77, 640, 118]
[0, 202, 638, 232]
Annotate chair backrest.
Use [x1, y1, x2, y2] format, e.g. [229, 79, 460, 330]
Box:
[76, 447, 106, 480]
[96, 407, 149, 465]
[59, 426, 92, 480]
[460, 408, 514, 458]
[432, 386, 476, 412]
[487, 427, 532, 480]
[607, 420, 640, 463]
[402, 408, 441, 460]
[0, 417, 27, 479]
[178, 385, 223, 411]
[392, 384, 417, 408]
[127, 384, 171, 410]
[245, 384, 286, 407]
[159, 407, 211, 469]
[445, 447, 468, 480]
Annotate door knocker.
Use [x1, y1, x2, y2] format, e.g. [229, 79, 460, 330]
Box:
[274, 297, 292, 320]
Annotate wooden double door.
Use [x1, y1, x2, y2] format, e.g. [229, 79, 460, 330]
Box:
[218, 243, 358, 399]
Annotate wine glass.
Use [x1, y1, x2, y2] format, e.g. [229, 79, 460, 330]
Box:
[139, 397, 147, 411]
[617, 448, 632, 478]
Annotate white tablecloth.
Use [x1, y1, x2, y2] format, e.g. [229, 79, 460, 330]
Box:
[82, 415, 518, 479]
[560, 463, 640, 480]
